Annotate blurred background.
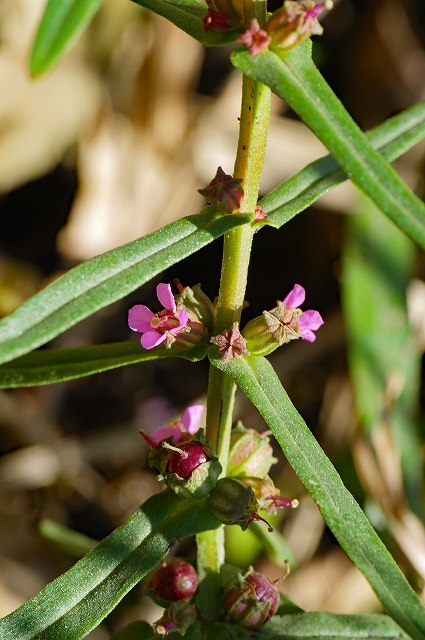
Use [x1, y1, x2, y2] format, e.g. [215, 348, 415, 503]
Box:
[0, 0, 424, 636]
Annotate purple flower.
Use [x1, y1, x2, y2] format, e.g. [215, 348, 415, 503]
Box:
[144, 404, 204, 447]
[128, 283, 188, 350]
[283, 284, 323, 342]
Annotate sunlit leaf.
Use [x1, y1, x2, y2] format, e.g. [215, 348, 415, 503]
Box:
[211, 354, 425, 640]
[0, 491, 219, 640]
[232, 44, 425, 249]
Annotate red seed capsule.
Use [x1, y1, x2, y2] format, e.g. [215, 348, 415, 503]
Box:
[167, 441, 208, 480]
[223, 569, 279, 628]
[150, 559, 199, 602]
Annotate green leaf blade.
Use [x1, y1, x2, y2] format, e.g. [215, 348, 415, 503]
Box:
[0, 491, 220, 640]
[0, 211, 251, 367]
[232, 46, 425, 248]
[30, 0, 103, 76]
[210, 354, 425, 640]
[259, 101, 425, 229]
[0, 342, 208, 388]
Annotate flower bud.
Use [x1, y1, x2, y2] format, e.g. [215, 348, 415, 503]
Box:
[223, 568, 280, 628]
[152, 432, 222, 500]
[150, 558, 199, 605]
[207, 477, 272, 531]
[267, 1, 333, 51]
[227, 422, 277, 479]
[174, 284, 215, 333]
[206, 0, 244, 27]
[198, 166, 244, 214]
[153, 601, 197, 637]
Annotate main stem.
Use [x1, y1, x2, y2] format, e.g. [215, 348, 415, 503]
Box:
[197, 34, 271, 619]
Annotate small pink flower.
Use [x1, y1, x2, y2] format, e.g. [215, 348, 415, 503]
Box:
[128, 283, 188, 350]
[239, 19, 270, 56]
[283, 284, 324, 342]
[143, 404, 204, 447]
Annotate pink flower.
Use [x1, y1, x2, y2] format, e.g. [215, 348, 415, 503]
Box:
[283, 284, 324, 342]
[144, 404, 204, 447]
[128, 283, 188, 350]
[239, 19, 270, 56]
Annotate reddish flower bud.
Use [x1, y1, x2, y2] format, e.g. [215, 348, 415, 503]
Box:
[198, 166, 244, 214]
[210, 322, 249, 362]
[150, 559, 199, 604]
[223, 568, 280, 628]
[239, 19, 270, 56]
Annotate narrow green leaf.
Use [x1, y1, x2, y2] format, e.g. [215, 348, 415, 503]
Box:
[30, 0, 103, 77]
[0, 210, 251, 367]
[0, 342, 208, 388]
[232, 45, 425, 249]
[131, 0, 239, 46]
[258, 101, 425, 229]
[210, 354, 425, 640]
[0, 490, 220, 640]
[259, 612, 409, 639]
[39, 519, 97, 558]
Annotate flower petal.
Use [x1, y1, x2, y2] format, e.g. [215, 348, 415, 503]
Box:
[181, 404, 204, 434]
[283, 284, 305, 308]
[150, 426, 182, 445]
[141, 331, 167, 349]
[172, 308, 189, 332]
[157, 283, 176, 312]
[300, 329, 316, 342]
[299, 310, 324, 331]
[128, 305, 154, 332]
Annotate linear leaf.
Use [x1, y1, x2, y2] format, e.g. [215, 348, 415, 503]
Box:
[0, 490, 220, 640]
[259, 612, 409, 640]
[210, 354, 425, 640]
[0, 342, 208, 388]
[131, 0, 239, 46]
[232, 45, 425, 249]
[258, 101, 425, 228]
[0, 210, 251, 367]
[30, 0, 103, 76]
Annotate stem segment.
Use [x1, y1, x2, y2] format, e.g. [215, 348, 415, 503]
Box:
[197, 60, 271, 620]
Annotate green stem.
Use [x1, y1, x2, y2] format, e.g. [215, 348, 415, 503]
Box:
[197, 66, 271, 620]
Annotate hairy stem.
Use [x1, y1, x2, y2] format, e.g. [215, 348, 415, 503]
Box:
[197, 64, 271, 620]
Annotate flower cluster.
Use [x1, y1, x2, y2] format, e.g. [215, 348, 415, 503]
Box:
[202, 0, 332, 56]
